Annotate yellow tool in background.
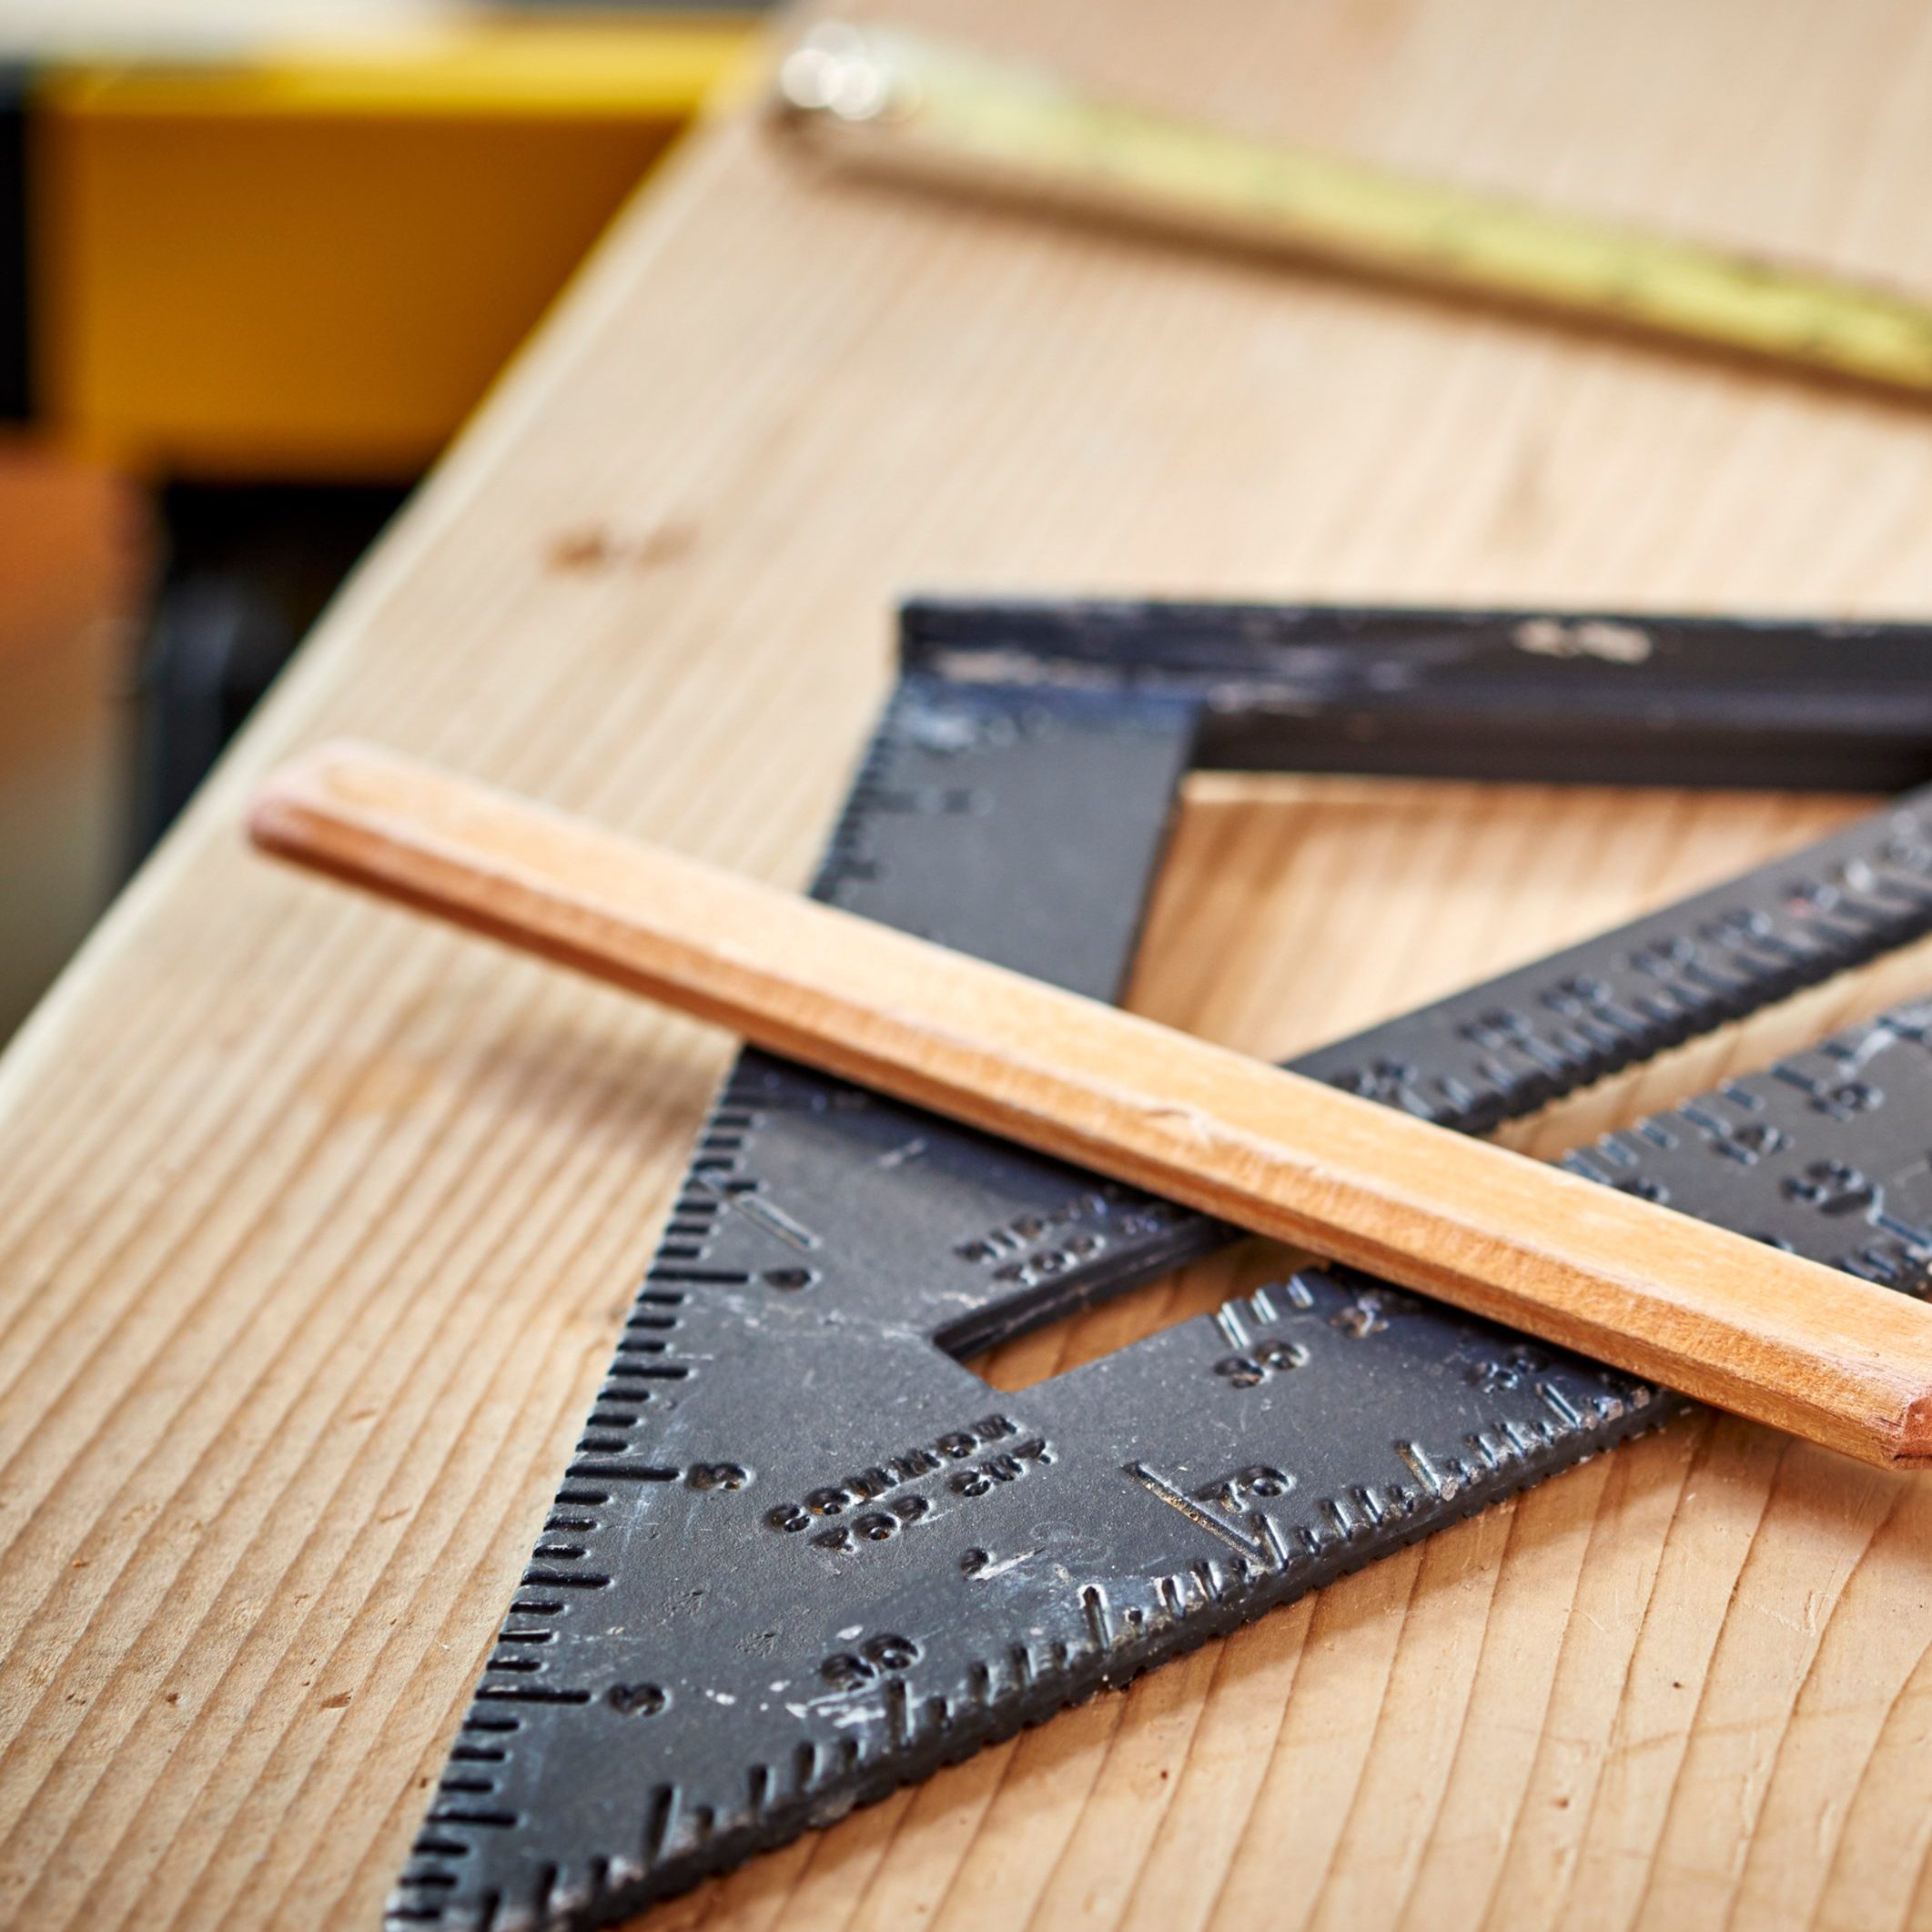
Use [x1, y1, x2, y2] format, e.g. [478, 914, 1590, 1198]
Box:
[31, 16, 756, 480]
[774, 23, 1932, 399]
[0, 8, 761, 1012]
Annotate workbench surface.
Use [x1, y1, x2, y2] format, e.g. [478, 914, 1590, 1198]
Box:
[7, 2, 1932, 1927]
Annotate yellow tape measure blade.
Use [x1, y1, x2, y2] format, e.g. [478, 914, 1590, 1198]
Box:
[774, 25, 1932, 397]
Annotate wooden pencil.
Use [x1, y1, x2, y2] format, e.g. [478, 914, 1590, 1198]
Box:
[248, 740, 1932, 1470]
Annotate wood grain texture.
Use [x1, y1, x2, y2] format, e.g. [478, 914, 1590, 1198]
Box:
[250, 740, 1932, 1467]
[6, 0, 1932, 1927]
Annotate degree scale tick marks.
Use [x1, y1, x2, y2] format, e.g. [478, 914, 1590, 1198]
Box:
[386, 601, 1932, 1932]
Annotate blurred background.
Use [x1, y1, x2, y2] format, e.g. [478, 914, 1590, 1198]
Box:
[0, 0, 764, 1038]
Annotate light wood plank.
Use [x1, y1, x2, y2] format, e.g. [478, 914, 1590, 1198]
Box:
[6, 0, 1932, 1927]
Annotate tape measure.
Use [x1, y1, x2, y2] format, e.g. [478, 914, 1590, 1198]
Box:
[774, 24, 1932, 397]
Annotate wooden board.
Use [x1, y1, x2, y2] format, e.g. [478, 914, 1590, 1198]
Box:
[5, 0, 1932, 1926]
